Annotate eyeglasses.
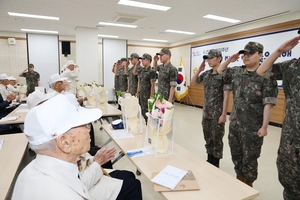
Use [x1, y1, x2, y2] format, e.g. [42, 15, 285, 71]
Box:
[84, 123, 92, 130]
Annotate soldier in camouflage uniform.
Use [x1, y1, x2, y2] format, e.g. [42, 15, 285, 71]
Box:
[136, 53, 156, 122]
[153, 48, 178, 102]
[19, 63, 40, 96]
[190, 49, 231, 168]
[217, 42, 278, 187]
[257, 34, 300, 200]
[117, 58, 129, 93]
[126, 53, 143, 95]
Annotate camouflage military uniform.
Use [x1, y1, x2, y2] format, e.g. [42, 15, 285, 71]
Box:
[263, 58, 300, 200]
[22, 71, 40, 96]
[196, 70, 231, 159]
[138, 67, 156, 120]
[221, 66, 277, 181]
[117, 67, 128, 92]
[157, 62, 178, 101]
[127, 66, 142, 95]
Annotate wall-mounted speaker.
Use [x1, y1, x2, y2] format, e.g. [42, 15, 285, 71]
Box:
[8, 38, 16, 45]
[61, 41, 71, 57]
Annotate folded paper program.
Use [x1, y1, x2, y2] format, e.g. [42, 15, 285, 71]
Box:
[0, 116, 20, 122]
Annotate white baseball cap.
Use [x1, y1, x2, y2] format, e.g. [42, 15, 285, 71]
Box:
[63, 60, 76, 70]
[24, 94, 102, 145]
[49, 73, 68, 84]
[27, 90, 56, 109]
[8, 76, 17, 81]
[0, 74, 9, 80]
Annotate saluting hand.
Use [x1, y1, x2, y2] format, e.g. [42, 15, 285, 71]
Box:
[277, 35, 300, 53]
[228, 53, 240, 63]
[153, 55, 159, 62]
[199, 60, 206, 72]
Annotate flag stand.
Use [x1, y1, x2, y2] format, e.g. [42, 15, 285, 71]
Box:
[179, 93, 195, 107]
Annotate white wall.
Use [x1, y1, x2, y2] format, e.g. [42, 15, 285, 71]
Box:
[102, 39, 127, 101]
[76, 27, 99, 84]
[27, 33, 59, 90]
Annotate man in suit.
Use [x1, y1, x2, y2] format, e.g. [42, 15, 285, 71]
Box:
[12, 94, 102, 199]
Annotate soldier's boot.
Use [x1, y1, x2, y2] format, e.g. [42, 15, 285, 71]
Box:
[244, 179, 254, 187]
[236, 174, 246, 183]
[207, 154, 213, 164]
[212, 156, 220, 168]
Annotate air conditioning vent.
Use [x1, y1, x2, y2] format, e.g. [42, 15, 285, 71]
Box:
[109, 14, 145, 24]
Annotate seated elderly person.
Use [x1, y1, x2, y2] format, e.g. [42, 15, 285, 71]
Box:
[7, 76, 19, 95]
[25, 91, 142, 200]
[12, 95, 102, 199]
[0, 93, 21, 134]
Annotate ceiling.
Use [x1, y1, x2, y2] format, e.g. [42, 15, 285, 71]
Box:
[0, 0, 300, 44]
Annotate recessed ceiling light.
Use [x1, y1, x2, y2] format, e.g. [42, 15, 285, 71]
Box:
[21, 29, 58, 34]
[8, 12, 59, 20]
[118, 0, 170, 11]
[203, 14, 240, 23]
[98, 22, 137, 28]
[143, 38, 168, 43]
[98, 34, 119, 38]
[165, 29, 195, 35]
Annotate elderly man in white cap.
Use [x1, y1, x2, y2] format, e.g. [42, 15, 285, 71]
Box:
[12, 94, 102, 200]
[61, 60, 79, 95]
[24, 94, 143, 200]
[7, 76, 19, 95]
[0, 74, 17, 110]
[0, 74, 15, 99]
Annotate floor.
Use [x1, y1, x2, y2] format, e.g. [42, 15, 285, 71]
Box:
[93, 103, 284, 200]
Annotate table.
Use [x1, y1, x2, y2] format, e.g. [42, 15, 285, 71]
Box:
[97, 103, 122, 133]
[0, 105, 29, 125]
[0, 133, 30, 200]
[102, 124, 259, 200]
[102, 103, 122, 117]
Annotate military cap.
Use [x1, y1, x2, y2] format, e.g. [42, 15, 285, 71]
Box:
[203, 49, 222, 59]
[239, 42, 264, 54]
[120, 58, 128, 62]
[128, 53, 139, 60]
[141, 53, 152, 62]
[156, 48, 171, 56]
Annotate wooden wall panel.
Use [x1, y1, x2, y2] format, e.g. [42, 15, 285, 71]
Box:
[178, 85, 286, 125]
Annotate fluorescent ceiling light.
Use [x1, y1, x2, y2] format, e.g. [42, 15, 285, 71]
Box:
[98, 22, 137, 28]
[118, 0, 170, 11]
[98, 34, 119, 38]
[203, 14, 240, 23]
[143, 38, 168, 43]
[8, 12, 59, 20]
[21, 29, 58, 34]
[165, 29, 195, 35]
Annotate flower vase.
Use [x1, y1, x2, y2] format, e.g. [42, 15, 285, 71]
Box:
[145, 115, 174, 157]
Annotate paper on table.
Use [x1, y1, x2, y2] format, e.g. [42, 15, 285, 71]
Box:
[151, 165, 188, 190]
[19, 104, 28, 107]
[110, 129, 134, 139]
[16, 109, 29, 113]
[0, 116, 20, 122]
[0, 139, 4, 150]
[127, 147, 154, 158]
